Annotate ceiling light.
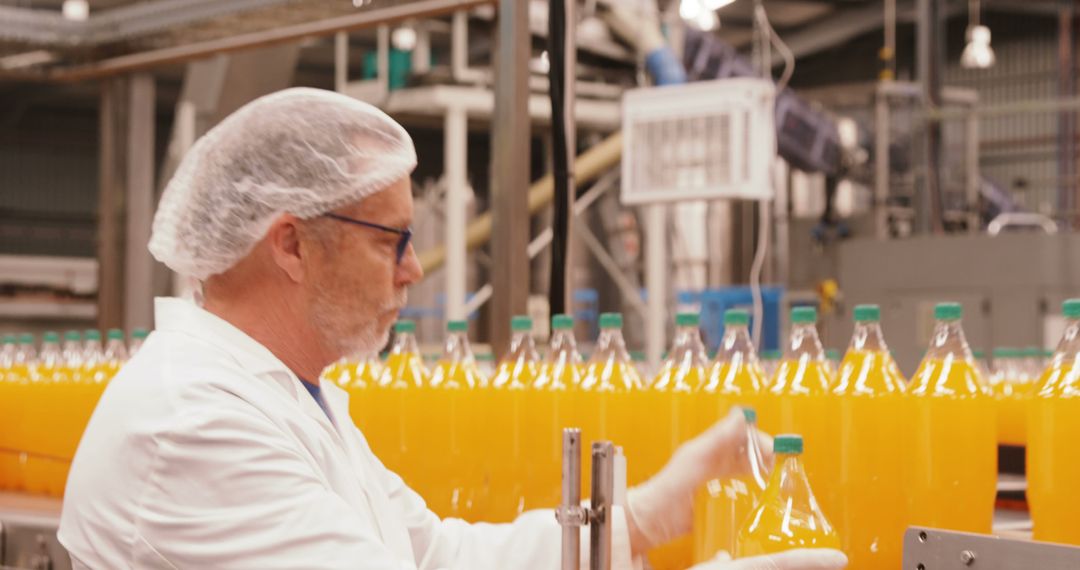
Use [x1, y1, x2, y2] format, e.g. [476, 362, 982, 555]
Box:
[961, 25, 995, 69]
[62, 0, 88, 21]
[391, 26, 417, 51]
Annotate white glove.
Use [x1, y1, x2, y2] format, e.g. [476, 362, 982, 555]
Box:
[625, 408, 773, 554]
[691, 549, 848, 570]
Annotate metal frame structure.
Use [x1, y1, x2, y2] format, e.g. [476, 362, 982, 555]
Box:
[903, 527, 1080, 569]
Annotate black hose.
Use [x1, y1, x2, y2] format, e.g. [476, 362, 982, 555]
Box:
[548, 0, 571, 315]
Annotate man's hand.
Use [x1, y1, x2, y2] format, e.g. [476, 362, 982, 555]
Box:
[691, 549, 848, 570]
[625, 408, 773, 555]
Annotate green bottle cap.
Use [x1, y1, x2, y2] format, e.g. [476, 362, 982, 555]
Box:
[973, 349, 985, 359]
[826, 349, 841, 361]
[774, 434, 804, 454]
[791, 306, 817, 324]
[84, 329, 102, 341]
[107, 329, 124, 341]
[447, 320, 468, 333]
[934, 302, 962, 321]
[1044, 349, 1055, 358]
[394, 320, 416, 334]
[761, 349, 782, 360]
[131, 328, 150, 339]
[993, 347, 1015, 359]
[1022, 347, 1041, 358]
[552, 314, 575, 330]
[511, 315, 533, 332]
[853, 304, 880, 323]
[1064, 298, 1080, 319]
[476, 352, 495, 362]
[675, 313, 700, 327]
[43, 331, 60, 343]
[724, 309, 749, 326]
[18, 333, 35, 345]
[599, 313, 623, 329]
[64, 330, 82, 342]
[742, 407, 757, 423]
[630, 350, 645, 362]
[1, 334, 16, 344]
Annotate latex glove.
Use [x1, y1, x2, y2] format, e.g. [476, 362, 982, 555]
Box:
[597, 0, 666, 54]
[691, 549, 849, 570]
[625, 407, 773, 555]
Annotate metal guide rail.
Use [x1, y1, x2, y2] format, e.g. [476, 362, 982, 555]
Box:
[904, 527, 1080, 569]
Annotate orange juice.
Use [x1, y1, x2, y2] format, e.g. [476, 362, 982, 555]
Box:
[696, 407, 769, 563]
[761, 306, 835, 521]
[425, 320, 486, 520]
[737, 434, 840, 557]
[641, 312, 708, 570]
[830, 305, 906, 569]
[527, 314, 584, 510]
[488, 316, 540, 521]
[693, 308, 766, 563]
[0, 335, 17, 490]
[990, 347, 1035, 445]
[907, 303, 995, 534]
[578, 313, 642, 497]
[1028, 298, 1080, 545]
[376, 321, 427, 480]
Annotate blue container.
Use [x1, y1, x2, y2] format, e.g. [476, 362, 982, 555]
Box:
[695, 286, 784, 353]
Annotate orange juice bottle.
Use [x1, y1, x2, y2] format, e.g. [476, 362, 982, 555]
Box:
[830, 304, 906, 569]
[641, 312, 708, 570]
[907, 302, 996, 533]
[759, 349, 781, 385]
[736, 434, 840, 557]
[427, 320, 486, 520]
[488, 315, 540, 521]
[762, 307, 836, 519]
[578, 313, 643, 496]
[378, 320, 427, 484]
[56, 331, 83, 479]
[528, 314, 584, 509]
[1028, 298, 1080, 545]
[694, 309, 766, 563]
[990, 347, 1032, 446]
[30, 332, 68, 497]
[102, 329, 129, 378]
[696, 407, 769, 563]
[0, 335, 17, 490]
[10, 334, 38, 493]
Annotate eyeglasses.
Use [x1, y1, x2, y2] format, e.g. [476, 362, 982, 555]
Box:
[323, 213, 413, 265]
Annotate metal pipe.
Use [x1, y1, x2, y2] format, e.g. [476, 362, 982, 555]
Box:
[875, 84, 891, 239]
[334, 32, 348, 93]
[589, 441, 614, 570]
[644, 204, 667, 372]
[557, 428, 583, 570]
[445, 105, 468, 321]
[1059, 0, 1076, 229]
[19, 0, 495, 82]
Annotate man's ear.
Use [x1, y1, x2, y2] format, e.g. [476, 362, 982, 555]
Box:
[266, 214, 306, 283]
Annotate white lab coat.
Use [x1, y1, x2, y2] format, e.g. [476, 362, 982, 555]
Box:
[58, 298, 636, 569]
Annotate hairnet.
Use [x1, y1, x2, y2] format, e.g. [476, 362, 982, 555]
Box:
[149, 87, 417, 280]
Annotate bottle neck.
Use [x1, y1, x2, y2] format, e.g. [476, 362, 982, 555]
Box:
[850, 321, 889, 353]
[442, 332, 476, 363]
[786, 322, 826, 361]
[391, 332, 421, 356]
[593, 328, 632, 363]
[926, 319, 973, 361]
[15, 346, 37, 363]
[742, 420, 769, 488]
[105, 340, 128, 361]
[668, 325, 708, 368]
[716, 324, 758, 365]
[1052, 317, 1080, 367]
[507, 332, 540, 363]
[39, 343, 63, 366]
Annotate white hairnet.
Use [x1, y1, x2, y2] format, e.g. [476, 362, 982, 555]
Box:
[149, 87, 417, 280]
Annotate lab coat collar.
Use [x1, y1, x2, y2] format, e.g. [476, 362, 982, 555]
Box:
[154, 296, 298, 377]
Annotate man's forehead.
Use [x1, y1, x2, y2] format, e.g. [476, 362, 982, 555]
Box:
[337, 178, 413, 223]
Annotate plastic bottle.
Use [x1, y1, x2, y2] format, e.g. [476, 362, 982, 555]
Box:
[762, 307, 836, 517]
[759, 349, 782, 384]
[56, 331, 83, 482]
[528, 314, 584, 509]
[28, 332, 66, 496]
[103, 329, 128, 378]
[1028, 298, 1080, 545]
[641, 312, 709, 570]
[906, 302, 995, 533]
[578, 313, 643, 496]
[990, 347, 1031, 446]
[830, 304, 906, 569]
[736, 434, 840, 557]
[0, 335, 16, 490]
[128, 328, 149, 357]
[1021, 347, 1044, 380]
[10, 334, 38, 492]
[488, 315, 540, 521]
[696, 407, 769, 563]
[426, 320, 485, 520]
[375, 320, 427, 488]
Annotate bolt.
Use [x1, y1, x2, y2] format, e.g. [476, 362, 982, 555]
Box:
[961, 550, 976, 565]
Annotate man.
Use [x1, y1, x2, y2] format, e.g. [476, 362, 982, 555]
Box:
[58, 88, 846, 569]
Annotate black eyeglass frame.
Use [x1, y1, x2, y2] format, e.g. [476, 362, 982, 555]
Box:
[323, 212, 413, 265]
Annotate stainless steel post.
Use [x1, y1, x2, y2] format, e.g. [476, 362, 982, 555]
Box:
[589, 441, 614, 570]
[556, 429, 583, 570]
